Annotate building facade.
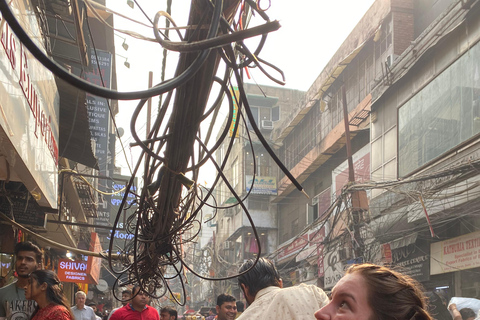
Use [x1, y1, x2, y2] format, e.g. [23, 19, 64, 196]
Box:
[270, 0, 480, 301]
[214, 83, 305, 297]
[0, 0, 120, 307]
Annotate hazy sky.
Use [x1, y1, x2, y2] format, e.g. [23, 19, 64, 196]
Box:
[106, 0, 376, 184]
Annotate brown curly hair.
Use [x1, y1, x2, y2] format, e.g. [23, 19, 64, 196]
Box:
[346, 264, 433, 320]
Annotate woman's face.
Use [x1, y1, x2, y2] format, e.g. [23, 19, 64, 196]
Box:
[24, 276, 42, 301]
[314, 272, 373, 320]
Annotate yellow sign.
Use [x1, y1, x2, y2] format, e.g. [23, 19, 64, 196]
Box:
[229, 87, 239, 137]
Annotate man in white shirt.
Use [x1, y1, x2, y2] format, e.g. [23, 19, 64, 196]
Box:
[237, 258, 328, 320]
[71, 291, 96, 320]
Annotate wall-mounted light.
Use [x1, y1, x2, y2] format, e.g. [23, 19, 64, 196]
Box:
[116, 54, 130, 68]
[122, 40, 129, 51]
[127, 0, 134, 9]
[114, 33, 129, 51]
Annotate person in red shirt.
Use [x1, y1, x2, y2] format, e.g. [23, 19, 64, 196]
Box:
[108, 286, 159, 320]
[25, 269, 74, 320]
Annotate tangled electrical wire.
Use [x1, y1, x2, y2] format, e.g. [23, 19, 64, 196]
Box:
[0, 0, 309, 304]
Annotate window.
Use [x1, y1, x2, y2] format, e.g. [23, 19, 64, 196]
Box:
[374, 16, 393, 78]
[248, 107, 259, 129]
[247, 197, 269, 211]
[245, 147, 271, 176]
[272, 106, 280, 121]
[398, 42, 480, 176]
[244, 232, 268, 259]
[281, 106, 316, 170]
[307, 203, 318, 225]
[248, 106, 275, 130]
[371, 108, 397, 198]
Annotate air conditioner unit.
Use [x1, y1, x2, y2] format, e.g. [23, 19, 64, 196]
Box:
[224, 241, 233, 250]
[385, 54, 398, 68]
[261, 120, 274, 130]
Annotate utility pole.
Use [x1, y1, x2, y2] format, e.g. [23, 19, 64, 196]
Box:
[342, 85, 355, 183]
[341, 84, 368, 259]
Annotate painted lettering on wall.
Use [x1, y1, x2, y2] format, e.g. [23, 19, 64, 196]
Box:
[0, 14, 58, 165]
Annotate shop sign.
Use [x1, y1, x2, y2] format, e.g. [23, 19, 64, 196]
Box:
[57, 233, 102, 284]
[382, 243, 392, 263]
[277, 234, 308, 262]
[0, 193, 46, 227]
[0, 6, 58, 208]
[106, 230, 135, 240]
[296, 226, 326, 262]
[246, 175, 277, 195]
[324, 250, 343, 289]
[324, 253, 363, 289]
[431, 230, 480, 275]
[85, 49, 113, 228]
[57, 259, 89, 283]
[108, 174, 138, 243]
[392, 243, 429, 282]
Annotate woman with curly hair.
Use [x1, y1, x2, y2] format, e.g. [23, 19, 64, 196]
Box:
[24, 269, 74, 320]
[315, 263, 433, 320]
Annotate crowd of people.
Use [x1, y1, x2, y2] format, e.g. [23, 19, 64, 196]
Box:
[1, 241, 479, 320]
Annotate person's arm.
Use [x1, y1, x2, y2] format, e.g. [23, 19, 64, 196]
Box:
[449, 303, 462, 320]
[90, 307, 97, 320]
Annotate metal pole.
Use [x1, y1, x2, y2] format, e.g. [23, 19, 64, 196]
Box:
[147, 71, 153, 138]
[341, 84, 355, 182]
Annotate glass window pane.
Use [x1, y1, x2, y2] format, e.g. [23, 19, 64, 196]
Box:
[399, 41, 480, 176]
[371, 167, 383, 182]
[384, 127, 397, 162]
[371, 137, 383, 170]
[384, 158, 397, 180]
[260, 107, 270, 121]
